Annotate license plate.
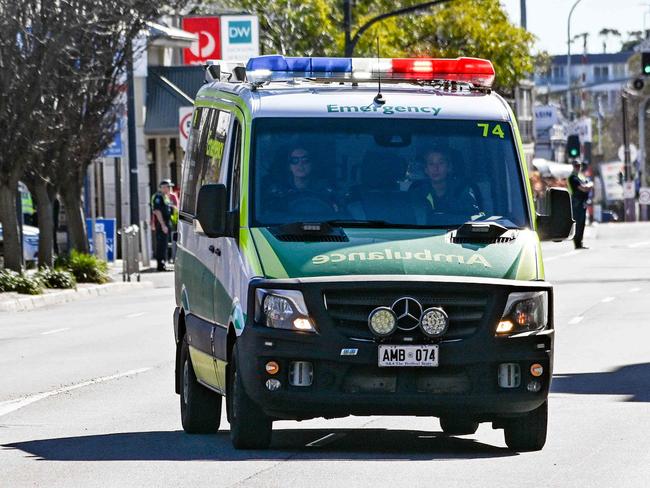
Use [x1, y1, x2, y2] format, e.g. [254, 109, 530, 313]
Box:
[378, 345, 439, 367]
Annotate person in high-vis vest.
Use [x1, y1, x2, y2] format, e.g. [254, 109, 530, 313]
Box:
[567, 160, 593, 249]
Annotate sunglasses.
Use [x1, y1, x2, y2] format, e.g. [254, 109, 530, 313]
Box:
[289, 156, 311, 165]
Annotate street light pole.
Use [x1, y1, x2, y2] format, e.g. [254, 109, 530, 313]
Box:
[566, 0, 583, 117]
[343, 0, 455, 57]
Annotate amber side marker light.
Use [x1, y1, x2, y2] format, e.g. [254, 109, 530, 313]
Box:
[265, 361, 280, 375]
[530, 363, 544, 377]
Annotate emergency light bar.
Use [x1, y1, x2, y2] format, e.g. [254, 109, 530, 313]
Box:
[245, 55, 495, 87]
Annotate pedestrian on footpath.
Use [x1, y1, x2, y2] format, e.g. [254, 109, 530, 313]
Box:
[567, 160, 593, 250]
[151, 179, 175, 271]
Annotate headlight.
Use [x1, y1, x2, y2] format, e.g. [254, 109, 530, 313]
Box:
[256, 289, 316, 332]
[497, 291, 548, 336]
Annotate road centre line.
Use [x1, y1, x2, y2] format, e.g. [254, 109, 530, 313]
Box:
[544, 250, 580, 262]
[568, 316, 584, 325]
[0, 367, 152, 418]
[601, 296, 616, 303]
[306, 432, 347, 447]
[41, 328, 70, 335]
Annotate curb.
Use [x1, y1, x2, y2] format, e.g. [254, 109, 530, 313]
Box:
[0, 281, 154, 313]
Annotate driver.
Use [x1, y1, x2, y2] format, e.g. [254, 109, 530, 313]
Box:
[266, 147, 337, 212]
[410, 149, 480, 219]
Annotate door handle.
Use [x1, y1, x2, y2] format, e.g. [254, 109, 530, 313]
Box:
[208, 245, 221, 256]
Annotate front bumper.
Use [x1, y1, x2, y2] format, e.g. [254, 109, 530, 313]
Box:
[239, 276, 554, 421]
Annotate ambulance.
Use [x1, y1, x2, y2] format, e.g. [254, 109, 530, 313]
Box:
[173, 55, 574, 451]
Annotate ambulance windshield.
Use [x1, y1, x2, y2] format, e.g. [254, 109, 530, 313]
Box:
[251, 118, 529, 229]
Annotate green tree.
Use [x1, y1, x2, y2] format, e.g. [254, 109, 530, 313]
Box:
[222, 0, 532, 94]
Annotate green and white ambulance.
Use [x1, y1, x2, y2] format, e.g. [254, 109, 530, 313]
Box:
[173, 55, 574, 451]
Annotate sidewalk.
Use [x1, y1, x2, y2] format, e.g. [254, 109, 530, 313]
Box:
[0, 259, 168, 313]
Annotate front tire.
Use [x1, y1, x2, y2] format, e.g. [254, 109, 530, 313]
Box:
[180, 335, 222, 434]
[503, 401, 548, 451]
[228, 347, 272, 449]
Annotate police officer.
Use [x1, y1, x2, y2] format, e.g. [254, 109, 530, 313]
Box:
[567, 160, 593, 249]
[151, 179, 174, 271]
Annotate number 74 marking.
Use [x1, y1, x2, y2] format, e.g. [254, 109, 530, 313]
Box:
[477, 123, 505, 139]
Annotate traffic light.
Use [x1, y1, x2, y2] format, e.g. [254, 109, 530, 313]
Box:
[642, 52, 650, 76]
[567, 134, 581, 159]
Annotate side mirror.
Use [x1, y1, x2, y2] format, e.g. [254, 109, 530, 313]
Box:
[537, 187, 575, 242]
[196, 184, 228, 238]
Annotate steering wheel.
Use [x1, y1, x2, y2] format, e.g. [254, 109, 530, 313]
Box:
[284, 192, 336, 217]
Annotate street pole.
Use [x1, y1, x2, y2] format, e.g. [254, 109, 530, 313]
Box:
[567, 0, 583, 117]
[520, 0, 527, 29]
[343, 0, 352, 58]
[344, 0, 454, 57]
[126, 45, 140, 227]
[622, 91, 636, 221]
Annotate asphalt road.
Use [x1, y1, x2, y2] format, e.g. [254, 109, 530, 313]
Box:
[1, 223, 649, 487]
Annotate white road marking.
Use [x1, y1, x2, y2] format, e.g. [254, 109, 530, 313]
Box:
[0, 367, 152, 418]
[627, 241, 650, 248]
[568, 316, 584, 325]
[544, 250, 580, 262]
[629, 287, 641, 293]
[601, 296, 616, 303]
[306, 433, 346, 447]
[41, 328, 70, 335]
[125, 312, 147, 318]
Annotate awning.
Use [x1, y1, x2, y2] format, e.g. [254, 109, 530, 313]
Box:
[144, 66, 205, 136]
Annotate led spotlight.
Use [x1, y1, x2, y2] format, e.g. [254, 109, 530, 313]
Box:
[419, 307, 449, 337]
[368, 307, 397, 337]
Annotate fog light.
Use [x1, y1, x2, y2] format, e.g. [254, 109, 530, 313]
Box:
[420, 307, 449, 337]
[530, 363, 544, 377]
[527, 380, 542, 392]
[265, 379, 281, 391]
[496, 320, 515, 334]
[265, 361, 279, 375]
[498, 363, 521, 388]
[368, 307, 397, 337]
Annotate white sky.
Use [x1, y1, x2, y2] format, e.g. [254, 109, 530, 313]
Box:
[501, 0, 648, 55]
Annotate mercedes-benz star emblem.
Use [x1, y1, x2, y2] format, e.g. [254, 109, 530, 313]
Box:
[391, 297, 423, 331]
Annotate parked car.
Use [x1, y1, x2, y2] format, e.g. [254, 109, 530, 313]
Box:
[0, 223, 39, 265]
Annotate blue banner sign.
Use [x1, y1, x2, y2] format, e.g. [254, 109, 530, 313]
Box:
[86, 218, 117, 262]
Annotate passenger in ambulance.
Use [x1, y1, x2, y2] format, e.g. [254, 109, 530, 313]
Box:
[409, 148, 481, 221]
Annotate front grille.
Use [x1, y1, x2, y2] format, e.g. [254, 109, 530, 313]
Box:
[276, 234, 348, 242]
[450, 236, 515, 244]
[324, 288, 489, 341]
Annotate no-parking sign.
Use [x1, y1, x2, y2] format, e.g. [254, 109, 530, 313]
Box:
[639, 187, 650, 205]
[179, 107, 193, 151]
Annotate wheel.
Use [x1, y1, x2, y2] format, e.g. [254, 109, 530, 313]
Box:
[228, 346, 272, 449]
[439, 417, 479, 436]
[179, 335, 222, 434]
[503, 401, 548, 451]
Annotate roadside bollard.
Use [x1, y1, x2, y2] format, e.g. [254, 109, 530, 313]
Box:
[118, 225, 140, 282]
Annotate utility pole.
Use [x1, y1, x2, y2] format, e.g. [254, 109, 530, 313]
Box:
[343, 0, 455, 57]
[520, 0, 527, 29]
[126, 44, 140, 227]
